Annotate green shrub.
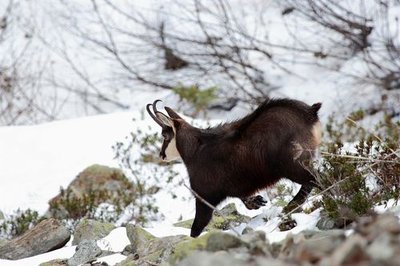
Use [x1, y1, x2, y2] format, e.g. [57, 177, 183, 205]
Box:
[113, 124, 180, 225]
[172, 84, 217, 115]
[316, 111, 400, 226]
[0, 209, 43, 239]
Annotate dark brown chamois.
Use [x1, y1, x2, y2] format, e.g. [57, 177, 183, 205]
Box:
[147, 98, 322, 237]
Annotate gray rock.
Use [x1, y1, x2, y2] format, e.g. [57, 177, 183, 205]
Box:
[126, 224, 189, 265]
[0, 218, 71, 260]
[329, 234, 368, 265]
[294, 230, 346, 263]
[174, 203, 250, 231]
[39, 259, 67, 266]
[125, 224, 156, 254]
[67, 240, 102, 266]
[240, 230, 271, 256]
[316, 216, 336, 230]
[206, 232, 245, 252]
[0, 239, 9, 249]
[72, 219, 115, 245]
[48, 164, 135, 220]
[366, 232, 395, 262]
[177, 251, 248, 266]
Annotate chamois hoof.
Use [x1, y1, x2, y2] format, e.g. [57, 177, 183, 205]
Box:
[242, 195, 268, 210]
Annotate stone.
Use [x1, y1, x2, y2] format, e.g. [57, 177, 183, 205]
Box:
[366, 232, 395, 263]
[295, 230, 346, 263]
[126, 224, 189, 265]
[125, 224, 156, 254]
[240, 230, 271, 256]
[206, 232, 244, 252]
[170, 233, 210, 264]
[176, 250, 248, 266]
[329, 235, 368, 265]
[316, 216, 336, 230]
[0, 239, 9, 249]
[72, 219, 115, 245]
[174, 203, 250, 231]
[39, 259, 67, 266]
[0, 218, 70, 260]
[48, 164, 135, 220]
[67, 240, 102, 266]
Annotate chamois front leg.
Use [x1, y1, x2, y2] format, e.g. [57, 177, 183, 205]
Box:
[190, 198, 216, 237]
[241, 195, 268, 210]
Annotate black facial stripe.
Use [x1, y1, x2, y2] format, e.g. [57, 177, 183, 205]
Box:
[160, 139, 171, 158]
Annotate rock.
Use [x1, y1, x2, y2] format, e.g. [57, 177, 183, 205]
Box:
[125, 224, 156, 254]
[72, 219, 115, 245]
[67, 240, 102, 266]
[39, 259, 67, 266]
[316, 216, 336, 230]
[206, 232, 244, 252]
[176, 250, 248, 266]
[170, 233, 210, 264]
[0, 239, 9, 249]
[126, 224, 189, 265]
[0, 218, 70, 260]
[241, 226, 254, 235]
[329, 235, 368, 265]
[366, 232, 395, 263]
[174, 203, 250, 231]
[48, 164, 135, 220]
[240, 231, 271, 256]
[294, 230, 346, 263]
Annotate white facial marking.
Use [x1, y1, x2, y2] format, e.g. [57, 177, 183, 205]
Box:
[164, 136, 181, 162]
[311, 121, 322, 146]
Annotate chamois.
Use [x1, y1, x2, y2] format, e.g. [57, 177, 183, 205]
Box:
[147, 98, 322, 237]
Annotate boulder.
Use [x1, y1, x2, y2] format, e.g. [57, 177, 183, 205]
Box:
[0, 218, 70, 260]
[72, 219, 115, 245]
[47, 164, 136, 220]
[67, 240, 102, 266]
[174, 203, 250, 231]
[206, 232, 244, 252]
[39, 259, 67, 266]
[125, 224, 189, 265]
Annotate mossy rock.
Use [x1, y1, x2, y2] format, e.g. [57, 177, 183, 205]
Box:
[72, 219, 115, 245]
[126, 224, 156, 254]
[48, 164, 136, 220]
[174, 203, 250, 231]
[169, 232, 211, 264]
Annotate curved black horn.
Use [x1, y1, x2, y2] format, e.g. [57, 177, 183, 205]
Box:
[152, 99, 162, 114]
[146, 101, 164, 127]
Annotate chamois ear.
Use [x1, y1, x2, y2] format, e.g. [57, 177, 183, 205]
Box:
[165, 107, 183, 120]
[156, 112, 174, 128]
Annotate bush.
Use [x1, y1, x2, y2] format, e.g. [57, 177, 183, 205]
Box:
[113, 123, 181, 225]
[316, 112, 400, 226]
[0, 209, 43, 239]
[172, 84, 217, 116]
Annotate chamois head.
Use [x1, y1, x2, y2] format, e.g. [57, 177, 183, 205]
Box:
[146, 100, 182, 162]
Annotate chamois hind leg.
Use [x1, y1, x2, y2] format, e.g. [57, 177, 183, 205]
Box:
[241, 195, 268, 210]
[191, 198, 221, 237]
